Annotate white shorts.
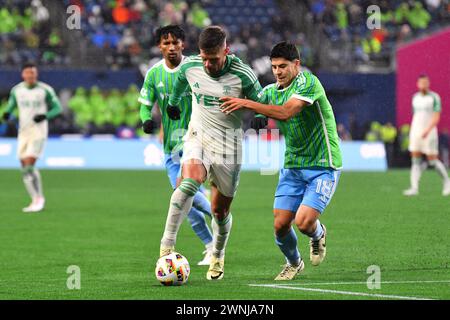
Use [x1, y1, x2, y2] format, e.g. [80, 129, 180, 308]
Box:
[17, 133, 46, 159]
[181, 132, 241, 198]
[408, 130, 439, 155]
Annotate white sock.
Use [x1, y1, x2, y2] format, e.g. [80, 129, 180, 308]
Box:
[211, 214, 233, 259]
[429, 159, 450, 183]
[160, 179, 200, 248]
[32, 168, 43, 198]
[411, 159, 422, 190]
[22, 166, 38, 201]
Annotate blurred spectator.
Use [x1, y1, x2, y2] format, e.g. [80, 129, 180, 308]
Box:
[337, 123, 352, 141]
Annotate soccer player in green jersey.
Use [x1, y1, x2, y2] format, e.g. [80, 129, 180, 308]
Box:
[138, 25, 214, 265]
[2, 62, 62, 213]
[160, 26, 266, 280]
[221, 42, 342, 280]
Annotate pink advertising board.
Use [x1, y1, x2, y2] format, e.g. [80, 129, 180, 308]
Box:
[396, 27, 450, 131]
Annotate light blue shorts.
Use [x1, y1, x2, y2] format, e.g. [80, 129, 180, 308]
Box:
[273, 168, 341, 214]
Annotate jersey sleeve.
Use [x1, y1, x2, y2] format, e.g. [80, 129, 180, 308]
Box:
[139, 70, 157, 122]
[44, 86, 62, 119]
[168, 60, 190, 106]
[6, 88, 17, 113]
[291, 73, 322, 105]
[138, 70, 157, 107]
[432, 93, 441, 112]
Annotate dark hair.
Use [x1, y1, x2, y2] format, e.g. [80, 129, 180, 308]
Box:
[154, 25, 185, 45]
[22, 62, 37, 70]
[198, 26, 227, 52]
[418, 74, 429, 79]
[270, 42, 300, 61]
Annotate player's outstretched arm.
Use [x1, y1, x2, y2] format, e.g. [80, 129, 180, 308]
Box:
[220, 96, 307, 121]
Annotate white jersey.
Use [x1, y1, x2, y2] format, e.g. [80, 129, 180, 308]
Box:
[410, 90, 441, 137]
[169, 55, 263, 154]
[8, 81, 60, 138]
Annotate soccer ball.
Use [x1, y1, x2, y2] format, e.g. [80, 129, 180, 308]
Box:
[155, 252, 190, 286]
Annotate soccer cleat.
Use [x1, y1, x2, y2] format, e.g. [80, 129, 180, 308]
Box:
[403, 188, 419, 196]
[274, 259, 305, 280]
[443, 181, 450, 196]
[197, 249, 213, 266]
[206, 256, 224, 280]
[22, 197, 45, 213]
[310, 224, 326, 266]
[159, 246, 174, 257]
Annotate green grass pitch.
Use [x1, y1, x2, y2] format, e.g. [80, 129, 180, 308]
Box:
[0, 169, 449, 300]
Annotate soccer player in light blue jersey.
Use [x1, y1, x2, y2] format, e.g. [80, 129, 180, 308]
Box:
[139, 25, 214, 265]
[221, 42, 342, 280]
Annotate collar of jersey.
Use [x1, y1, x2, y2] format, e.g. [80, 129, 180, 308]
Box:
[23, 82, 38, 89]
[206, 55, 232, 79]
[276, 71, 301, 92]
[162, 56, 185, 73]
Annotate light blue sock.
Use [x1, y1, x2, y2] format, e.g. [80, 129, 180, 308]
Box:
[309, 220, 324, 241]
[275, 227, 301, 265]
[192, 190, 212, 218]
[187, 207, 213, 245]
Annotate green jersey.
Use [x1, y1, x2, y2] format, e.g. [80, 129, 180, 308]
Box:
[262, 71, 342, 170]
[139, 57, 191, 154]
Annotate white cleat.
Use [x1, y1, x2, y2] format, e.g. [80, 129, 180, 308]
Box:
[206, 256, 225, 280]
[197, 249, 213, 266]
[274, 260, 305, 281]
[310, 224, 327, 266]
[403, 188, 419, 196]
[22, 197, 45, 213]
[159, 246, 174, 257]
[443, 181, 450, 196]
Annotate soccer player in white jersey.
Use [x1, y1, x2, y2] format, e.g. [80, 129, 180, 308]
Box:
[1, 63, 62, 212]
[159, 26, 266, 280]
[403, 75, 450, 196]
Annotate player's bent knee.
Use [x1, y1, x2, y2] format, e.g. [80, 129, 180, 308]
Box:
[295, 217, 316, 234]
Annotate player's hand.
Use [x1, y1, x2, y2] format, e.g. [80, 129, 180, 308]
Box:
[33, 114, 47, 123]
[251, 116, 268, 130]
[142, 119, 153, 134]
[220, 96, 246, 114]
[2, 112, 10, 122]
[167, 105, 181, 120]
[421, 129, 431, 139]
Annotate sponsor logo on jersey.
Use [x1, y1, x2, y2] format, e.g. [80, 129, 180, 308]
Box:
[157, 81, 164, 88]
[193, 82, 200, 89]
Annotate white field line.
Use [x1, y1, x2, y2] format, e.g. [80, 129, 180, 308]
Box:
[256, 280, 450, 286]
[249, 284, 436, 300]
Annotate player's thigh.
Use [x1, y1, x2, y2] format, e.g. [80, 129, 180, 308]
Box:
[423, 131, 439, 157]
[18, 136, 45, 160]
[302, 168, 341, 215]
[409, 135, 424, 155]
[209, 162, 241, 199]
[210, 183, 234, 218]
[273, 168, 305, 214]
[181, 138, 208, 183]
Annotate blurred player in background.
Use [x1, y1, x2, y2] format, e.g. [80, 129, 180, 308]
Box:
[160, 26, 266, 280]
[138, 25, 214, 265]
[221, 42, 342, 280]
[403, 75, 450, 196]
[1, 62, 62, 212]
